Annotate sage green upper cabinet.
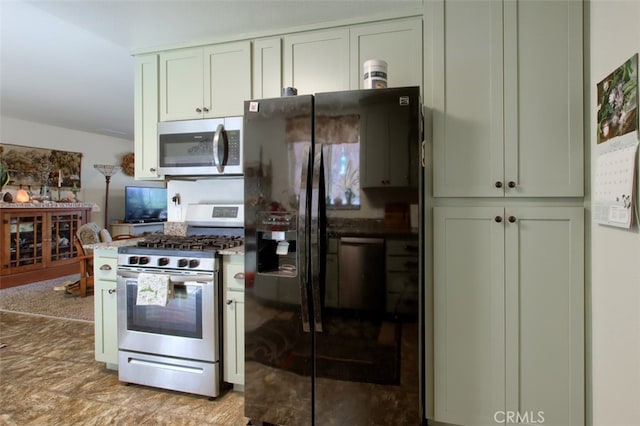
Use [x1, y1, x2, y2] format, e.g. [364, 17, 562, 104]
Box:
[283, 29, 350, 95]
[133, 53, 161, 180]
[430, 0, 583, 197]
[253, 37, 282, 100]
[159, 41, 251, 120]
[350, 18, 422, 89]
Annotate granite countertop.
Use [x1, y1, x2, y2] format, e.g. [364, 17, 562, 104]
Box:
[219, 246, 245, 256]
[85, 237, 144, 251]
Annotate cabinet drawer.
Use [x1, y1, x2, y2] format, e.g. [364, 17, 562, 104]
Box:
[224, 262, 245, 292]
[386, 255, 419, 272]
[94, 256, 117, 282]
[386, 239, 419, 256]
[386, 272, 418, 292]
[386, 291, 418, 315]
[328, 238, 339, 254]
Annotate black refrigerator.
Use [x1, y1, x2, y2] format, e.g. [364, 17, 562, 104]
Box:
[243, 87, 423, 425]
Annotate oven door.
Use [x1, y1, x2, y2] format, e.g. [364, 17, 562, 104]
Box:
[117, 269, 219, 362]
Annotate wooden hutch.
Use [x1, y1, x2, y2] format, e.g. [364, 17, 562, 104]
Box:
[0, 203, 93, 289]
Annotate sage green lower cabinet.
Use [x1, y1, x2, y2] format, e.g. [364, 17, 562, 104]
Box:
[93, 248, 119, 370]
[433, 206, 584, 426]
[223, 255, 245, 388]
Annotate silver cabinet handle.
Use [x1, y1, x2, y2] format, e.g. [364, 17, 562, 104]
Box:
[226, 299, 233, 305]
[108, 289, 116, 294]
[196, 107, 202, 113]
[233, 272, 245, 279]
[100, 264, 112, 271]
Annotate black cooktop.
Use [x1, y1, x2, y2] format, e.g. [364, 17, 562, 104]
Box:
[136, 234, 244, 251]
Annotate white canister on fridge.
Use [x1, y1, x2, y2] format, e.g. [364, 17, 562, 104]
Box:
[363, 59, 388, 89]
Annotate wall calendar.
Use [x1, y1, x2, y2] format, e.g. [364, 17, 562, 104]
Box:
[594, 53, 639, 229]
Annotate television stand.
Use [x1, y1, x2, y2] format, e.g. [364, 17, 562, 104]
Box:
[110, 222, 165, 238]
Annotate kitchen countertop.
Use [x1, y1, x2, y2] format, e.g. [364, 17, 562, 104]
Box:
[85, 237, 144, 251]
[218, 245, 245, 256]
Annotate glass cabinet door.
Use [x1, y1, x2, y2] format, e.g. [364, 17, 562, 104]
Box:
[7, 213, 45, 270]
[50, 212, 83, 261]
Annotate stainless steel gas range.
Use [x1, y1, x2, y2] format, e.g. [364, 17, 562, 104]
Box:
[116, 203, 243, 398]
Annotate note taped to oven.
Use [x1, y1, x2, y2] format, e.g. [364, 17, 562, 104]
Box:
[137, 273, 171, 306]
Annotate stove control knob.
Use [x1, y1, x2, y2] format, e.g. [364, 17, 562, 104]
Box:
[139, 257, 150, 265]
[178, 259, 188, 268]
[158, 257, 170, 267]
[128, 256, 139, 264]
[189, 259, 200, 268]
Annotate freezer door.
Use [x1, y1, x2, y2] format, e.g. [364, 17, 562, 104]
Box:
[243, 95, 314, 425]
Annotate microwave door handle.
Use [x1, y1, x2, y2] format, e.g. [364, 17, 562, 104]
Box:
[212, 123, 228, 173]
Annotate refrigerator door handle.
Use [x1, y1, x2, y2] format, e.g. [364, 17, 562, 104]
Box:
[310, 149, 325, 333]
[298, 146, 313, 333]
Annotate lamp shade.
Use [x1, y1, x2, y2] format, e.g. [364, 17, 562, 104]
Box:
[16, 189, 30, 203]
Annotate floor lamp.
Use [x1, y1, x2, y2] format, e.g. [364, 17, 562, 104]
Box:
[94, 164, 121, 227]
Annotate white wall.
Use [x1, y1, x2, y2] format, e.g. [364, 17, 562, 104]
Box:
[0, 116, 161, 228]
[590, 1, 640, 425]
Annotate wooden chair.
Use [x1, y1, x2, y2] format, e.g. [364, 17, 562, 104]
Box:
[74, 237, 94, 297]
[71, 223, 134, 297]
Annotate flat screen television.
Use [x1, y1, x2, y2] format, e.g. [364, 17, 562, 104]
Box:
[124, 186, 168, 223]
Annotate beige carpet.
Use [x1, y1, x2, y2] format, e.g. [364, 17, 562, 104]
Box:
[0, 274, 93, 322]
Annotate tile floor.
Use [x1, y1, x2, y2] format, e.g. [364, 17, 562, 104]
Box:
[0, 311, 247, 425]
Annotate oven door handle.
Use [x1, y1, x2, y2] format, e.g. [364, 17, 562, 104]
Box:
[116, 271, 214, 284]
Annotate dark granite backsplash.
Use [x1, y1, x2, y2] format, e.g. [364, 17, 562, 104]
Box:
[327, 218, 416, 237]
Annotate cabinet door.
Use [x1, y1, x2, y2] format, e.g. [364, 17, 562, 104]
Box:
[350, 18, 423, 90]
[433, 206, 505, 425]
[93, 251, 118, 365]
[504, 207, 584, 425]
[325, 253, 339, 308]
[253, 37, 282, 99]
[283, 29, 349, 95]
[1, 212, 46, 273]
[49, 211, 83, 264]
[134, 54, 161, 180]
[431, 0, 504, 197]
[503, 1, 583, 197]
[159, 47, 204, 121]
[434, 206, 584, 425]
[204, 41, 251, 117]
[431, 0, 583, 197]
[224, 290, 245, 385]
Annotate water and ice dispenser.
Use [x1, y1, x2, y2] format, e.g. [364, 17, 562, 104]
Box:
[256, 211, 297, 276]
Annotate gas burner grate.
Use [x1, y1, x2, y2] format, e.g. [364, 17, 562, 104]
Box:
[137, 235, 244, 251]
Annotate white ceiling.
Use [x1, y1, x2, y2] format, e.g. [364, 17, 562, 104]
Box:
[0, 0, 423, 140]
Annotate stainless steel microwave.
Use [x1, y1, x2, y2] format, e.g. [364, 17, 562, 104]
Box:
[157, 117, 243, 176]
